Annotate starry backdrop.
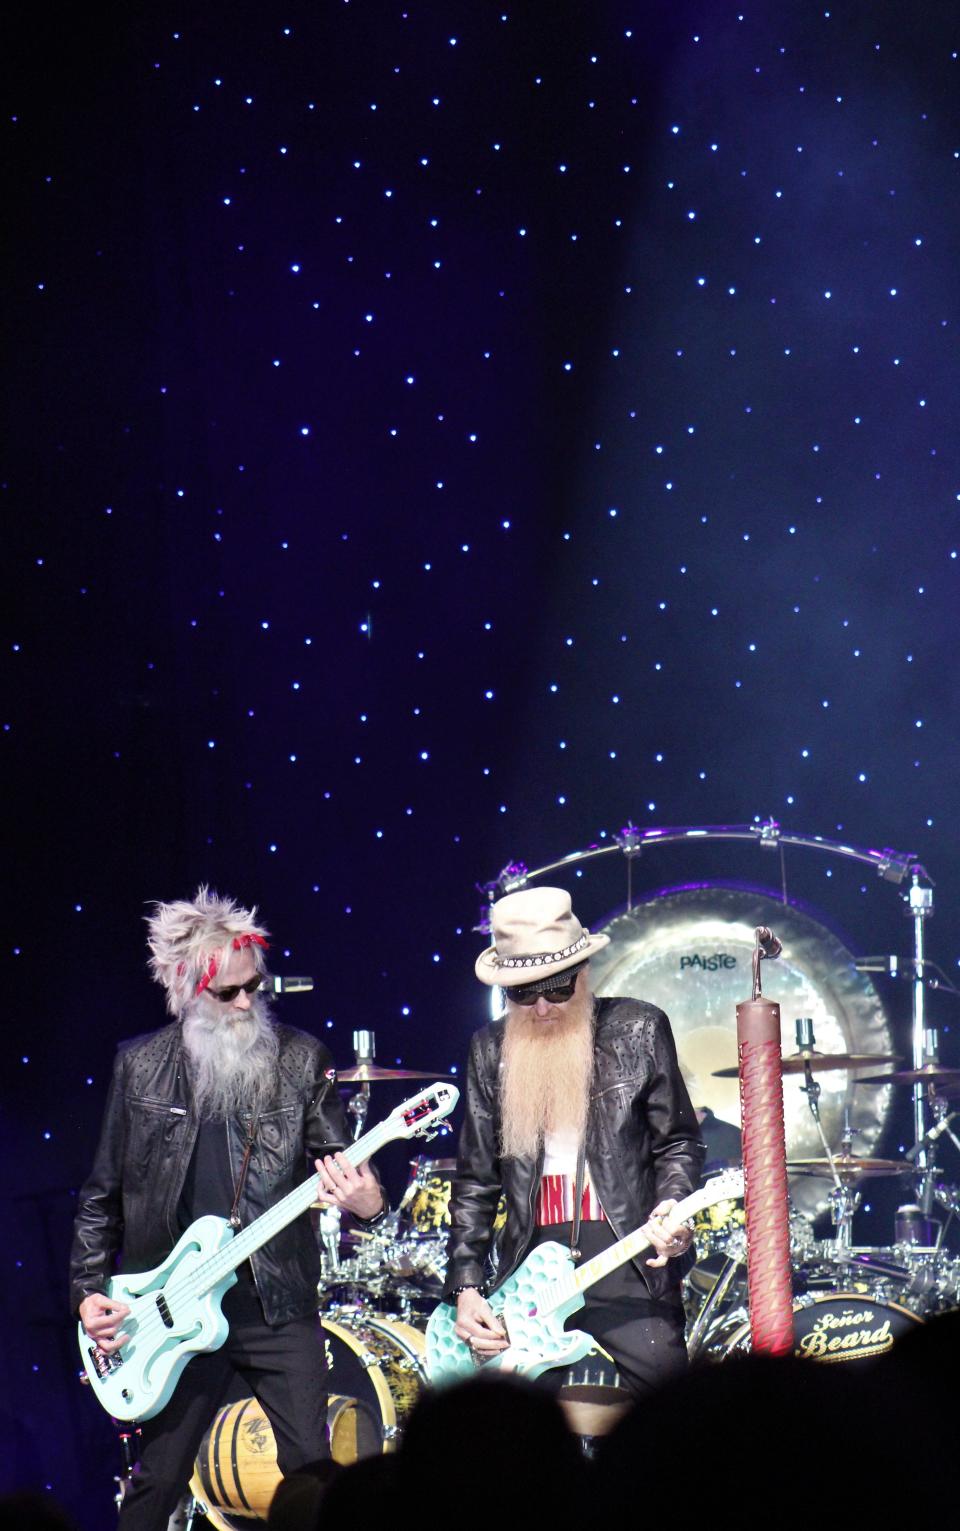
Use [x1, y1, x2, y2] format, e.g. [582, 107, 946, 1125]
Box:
[4, 0, 960, 1520]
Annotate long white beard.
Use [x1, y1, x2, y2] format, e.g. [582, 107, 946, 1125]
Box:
[181, 995, 280, 1121]
[498, 989, 594, 1160]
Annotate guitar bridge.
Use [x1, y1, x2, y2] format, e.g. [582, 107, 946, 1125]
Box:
[470, 1316, 510, 1366]
[89, 1345, 123, 1379]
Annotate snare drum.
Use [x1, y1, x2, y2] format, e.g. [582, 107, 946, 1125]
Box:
[189, 1315, 428, 1530]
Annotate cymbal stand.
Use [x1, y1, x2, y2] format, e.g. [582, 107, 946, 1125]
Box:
[910, 1088, 960, 1237]
[322, 1029, 377, 1277]
[347, 1029, 375, 1142]
[828, 1126, 861, 1257]
[905, 874, 935, 1185]
[796, 1018, 857, 1253]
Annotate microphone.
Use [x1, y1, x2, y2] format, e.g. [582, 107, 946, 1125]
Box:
[271, 975, 314, 994]
[905, 1114, 956, 1161]
[756, 927, 782, 960]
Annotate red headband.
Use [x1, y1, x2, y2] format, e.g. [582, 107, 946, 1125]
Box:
[194, 933, 269, 996]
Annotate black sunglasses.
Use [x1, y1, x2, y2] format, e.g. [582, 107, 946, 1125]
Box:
[506, 975, 579, 1007]
[209, 975, 265, 1003]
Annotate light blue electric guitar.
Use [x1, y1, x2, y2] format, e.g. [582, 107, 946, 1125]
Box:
[426, 1168, 744, 1385]
[79, 1082, 459, 1421]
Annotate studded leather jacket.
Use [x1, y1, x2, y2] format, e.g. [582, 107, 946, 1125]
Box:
[443, 996, 704, 1304]
[69, 1021, 349, 1325]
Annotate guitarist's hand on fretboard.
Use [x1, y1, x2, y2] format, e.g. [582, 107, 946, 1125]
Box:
[79, 1292, 131, 1355]
[314, 1152, 385, 1221]
[643, 1198, 695, 1268]
[454, 1289, 509, 1356]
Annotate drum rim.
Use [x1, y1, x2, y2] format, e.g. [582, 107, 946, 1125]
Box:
[321, 1315, 399, 1433]
[362, 1313, 428, 1363]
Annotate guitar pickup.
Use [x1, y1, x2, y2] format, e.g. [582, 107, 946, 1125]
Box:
[155, 1293, 174, 1330]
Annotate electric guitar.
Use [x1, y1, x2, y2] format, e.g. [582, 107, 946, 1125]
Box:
[79, 1082, 459, 1421]
[425, 1167, 744, 1385]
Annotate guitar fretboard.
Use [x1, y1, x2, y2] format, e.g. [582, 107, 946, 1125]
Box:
[538, 1172, 744, 1316]
[195, 1114, 399, 1295]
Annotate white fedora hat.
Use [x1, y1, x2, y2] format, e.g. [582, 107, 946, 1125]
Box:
[475, 887, 610, 987]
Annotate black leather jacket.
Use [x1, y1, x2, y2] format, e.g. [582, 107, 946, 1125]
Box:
[443, 996, 704, 1304]
[69, 1021, 349, 1325]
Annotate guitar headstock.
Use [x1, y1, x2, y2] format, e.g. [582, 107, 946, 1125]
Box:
[689, 1167, 745, 1216]
[394, 1082, 460, 1140]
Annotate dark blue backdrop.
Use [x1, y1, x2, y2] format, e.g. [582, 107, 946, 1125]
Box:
[5, 3, 960, 1523]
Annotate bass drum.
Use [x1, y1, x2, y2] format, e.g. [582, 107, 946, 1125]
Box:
[189, 1315, 427, 1530]
[712, 1290, 922, 1365]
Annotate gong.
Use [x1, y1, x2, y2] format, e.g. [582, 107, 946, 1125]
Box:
[587, 885, 894, 1220]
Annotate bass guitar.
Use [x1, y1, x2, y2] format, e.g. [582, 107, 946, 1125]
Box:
[426, 1167, 744, 1385]
[80, 1081, 459, 1421]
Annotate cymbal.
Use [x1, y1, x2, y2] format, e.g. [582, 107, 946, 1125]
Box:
[855, 1064, 960, 1087]
[712, 1051, 900, 1079]
[336, 1063, 453, 1082]
[787, 1155, 912, 1180]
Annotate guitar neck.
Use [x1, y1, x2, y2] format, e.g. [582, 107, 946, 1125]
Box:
[199, 1117, 395, 1292]
[570, 1224, 655, 1296]
[541, 1173, 744, 1314]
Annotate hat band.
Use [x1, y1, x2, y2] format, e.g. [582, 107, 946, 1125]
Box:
[493, 933, 589, 971]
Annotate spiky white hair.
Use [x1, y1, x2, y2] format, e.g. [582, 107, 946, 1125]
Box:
[146, 886, 270, 1016]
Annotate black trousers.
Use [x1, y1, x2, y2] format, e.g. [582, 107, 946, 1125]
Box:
[117, 1308, 328, 1531]
[575, 1296, 688, 1399]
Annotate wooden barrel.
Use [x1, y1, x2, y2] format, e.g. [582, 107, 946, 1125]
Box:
[191, 1396, 279, 1519]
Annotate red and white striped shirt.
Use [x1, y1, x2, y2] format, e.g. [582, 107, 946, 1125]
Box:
[535, 1129, 608, 1227]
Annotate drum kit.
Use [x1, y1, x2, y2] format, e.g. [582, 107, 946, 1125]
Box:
[483, 820, 960, 1369]
[173, 820, 960, 1525]
[685, 1047, 960, 1365]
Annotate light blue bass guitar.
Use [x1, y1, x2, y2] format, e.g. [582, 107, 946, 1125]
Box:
[426, 1168, 744, 1385]
[79, 1082, 459, 1421]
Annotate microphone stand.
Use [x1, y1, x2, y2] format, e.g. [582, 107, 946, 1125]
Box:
[348, 1029, 375, 1142]
[321, 1029, 378, 1278]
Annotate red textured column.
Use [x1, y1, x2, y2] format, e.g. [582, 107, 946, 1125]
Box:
[737, 998, 794, 1356]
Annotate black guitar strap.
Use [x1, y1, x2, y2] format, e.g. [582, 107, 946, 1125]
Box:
[570, 1138, 586, 1263]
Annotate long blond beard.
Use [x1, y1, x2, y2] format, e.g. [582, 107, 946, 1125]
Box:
[499, 989, 594, 1160]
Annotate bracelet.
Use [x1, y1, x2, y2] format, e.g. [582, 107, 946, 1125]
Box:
[352, 1193, 391, 1227]
[450, 1283, 485, 1298]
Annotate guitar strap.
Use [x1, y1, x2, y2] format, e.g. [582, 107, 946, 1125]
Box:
[569, 1002, 597, 1264]
[229, 1114, 260, 1230]
[569, 1138, 586, 1263]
